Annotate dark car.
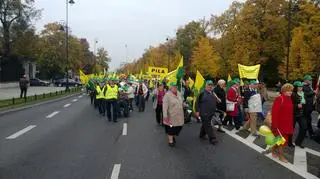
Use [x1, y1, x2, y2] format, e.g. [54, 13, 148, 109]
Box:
[29, 78, 51, 86]
[54, 79, 81, 87]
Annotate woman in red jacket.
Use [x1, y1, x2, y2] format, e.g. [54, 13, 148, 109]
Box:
[224, 80, 241, 129]
[271, 83, 294, 163]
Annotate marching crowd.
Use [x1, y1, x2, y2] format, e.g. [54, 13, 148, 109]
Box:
[86, 75, 320, 163]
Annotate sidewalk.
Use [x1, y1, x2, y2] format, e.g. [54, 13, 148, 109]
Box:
[0, 86, 68, 100]
[0, 82, 19, 89]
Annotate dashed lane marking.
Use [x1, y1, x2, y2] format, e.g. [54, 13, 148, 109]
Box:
[122, 123, 127, 136]
[6, 125, 36, 139]
[110, 164, 121, 179]
[78, 95, 83, 98]
[72, 99, 78, 102]
[63, 103, 71, 108]
[46, 111, 60, 119]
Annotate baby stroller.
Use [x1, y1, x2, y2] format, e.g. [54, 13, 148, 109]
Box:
[118, 98, 129, 117]
[211, 109, 226, 133]
[184, 97, 193, 124]
[118, 88, 130, 118]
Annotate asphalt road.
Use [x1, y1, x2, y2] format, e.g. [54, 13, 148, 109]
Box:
[0, 95, 319, 179]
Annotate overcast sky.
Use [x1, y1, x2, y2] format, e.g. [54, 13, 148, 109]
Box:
[34, 0, 235, 70]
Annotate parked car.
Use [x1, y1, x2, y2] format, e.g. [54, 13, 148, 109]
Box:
[29, 78, 51, 86]
[54, 79, 81, 87]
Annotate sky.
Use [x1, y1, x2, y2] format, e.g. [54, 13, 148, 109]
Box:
[34, 0, 236, 70]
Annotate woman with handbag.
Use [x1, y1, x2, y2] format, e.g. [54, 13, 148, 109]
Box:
[271, 83, 294, 163]
[162, 82, 184, 147]
[152, 83, 166, 125]
[224, 80, 240, 129]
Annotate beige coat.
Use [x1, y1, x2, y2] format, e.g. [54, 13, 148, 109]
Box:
[162, 90, 184, 126]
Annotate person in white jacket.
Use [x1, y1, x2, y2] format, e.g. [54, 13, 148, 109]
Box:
[136, 80, 148, 112]
[126, 81, 135, 110]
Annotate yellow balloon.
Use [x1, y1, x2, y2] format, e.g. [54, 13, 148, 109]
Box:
[259, 125, 272, 136]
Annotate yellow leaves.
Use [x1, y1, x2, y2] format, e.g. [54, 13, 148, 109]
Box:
[191, 36, 221, 77]
[279, 27, 316, 80]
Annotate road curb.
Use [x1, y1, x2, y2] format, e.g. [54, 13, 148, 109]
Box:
[0, 92, 83, 117]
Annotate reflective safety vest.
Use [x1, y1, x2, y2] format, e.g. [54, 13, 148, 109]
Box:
[95, 85, 104, 99]
[105, 85, 118, 100]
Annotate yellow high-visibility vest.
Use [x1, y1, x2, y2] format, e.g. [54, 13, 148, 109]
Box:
[95, 85, 104, 99]
[105, 85, 118, 100]
[101, 85, 108, 99]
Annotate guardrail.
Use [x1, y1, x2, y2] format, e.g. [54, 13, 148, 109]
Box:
[0, 87, 82, 109]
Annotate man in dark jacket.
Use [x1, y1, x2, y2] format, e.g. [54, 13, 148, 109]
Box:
[19, 74, 29, 98]
[195, 80, 219, 145]
[303, 75, 315, 137]
[183, 80, 192, 101]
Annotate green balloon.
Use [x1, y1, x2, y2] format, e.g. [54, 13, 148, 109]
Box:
[265, 134, 275, 145]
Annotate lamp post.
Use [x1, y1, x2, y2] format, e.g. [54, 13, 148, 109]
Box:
[65, 0, 75, 91]
[286, 0, 292, 81]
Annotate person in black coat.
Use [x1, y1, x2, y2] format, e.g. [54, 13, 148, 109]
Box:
[213, 79, 226, 133]
[290, 81, 307, 148]
[303, 75, 315, 137]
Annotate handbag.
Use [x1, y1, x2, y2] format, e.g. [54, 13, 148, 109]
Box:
[226, 100, 235, 112]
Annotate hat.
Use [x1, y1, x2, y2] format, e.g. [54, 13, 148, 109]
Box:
[303, 75, 312, 81]
[206, 80, 214, 85]
[169, 82, 177, 87]
[249, 80, 258, 85]
[293, 81, 303, 87]
[229, 79, 238, 86]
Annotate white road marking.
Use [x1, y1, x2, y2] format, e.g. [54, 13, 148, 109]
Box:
[46, 111, 60, 119]
[110, 164, 121, 179]
[223, 128, 320, 179]
[63, 103, 71, 108]
[294, 147, 308, 178]
[6, 125, 36, 139]
[246, 135, 257, 144]
[72, 99, 78, 102]
[78, 95, 83, 98]
[122, 123, 127, 136]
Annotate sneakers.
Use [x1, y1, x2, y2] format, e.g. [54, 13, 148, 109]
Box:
[209, 138, 218, 145]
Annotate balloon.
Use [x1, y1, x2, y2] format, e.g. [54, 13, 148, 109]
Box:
[265, 134, 275, 145]
[259, 125, 272, 136]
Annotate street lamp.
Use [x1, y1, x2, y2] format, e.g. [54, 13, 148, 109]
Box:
[65, 0, 75, 91]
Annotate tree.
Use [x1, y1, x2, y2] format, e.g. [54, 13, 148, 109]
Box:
[191, 37, 221, 77]
[0, 0, 40, 56]
[176, 21, 206, 73]
[96, 47, 111, 72]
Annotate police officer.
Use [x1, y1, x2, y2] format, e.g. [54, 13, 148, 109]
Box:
[195, 80, 219, 145]
[105, 78, 119, 122]
[95, 79, 105, 115]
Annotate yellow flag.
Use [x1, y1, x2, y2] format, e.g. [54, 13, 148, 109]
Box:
[188, 77, 194, 89]
[166, 70, 177, 84]
[238, 64, 261, 79]
[79, 70, 88, 85]
[228, 74, 232, 82]
[194, 70, 205, 93]
[193, 70, 205, 111]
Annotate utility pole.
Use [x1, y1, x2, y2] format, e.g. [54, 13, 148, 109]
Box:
[286, 0, 292, 81]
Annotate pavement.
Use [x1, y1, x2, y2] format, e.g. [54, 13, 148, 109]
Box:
[0, 86, 68, 100]
[0, 94, 319, 179]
